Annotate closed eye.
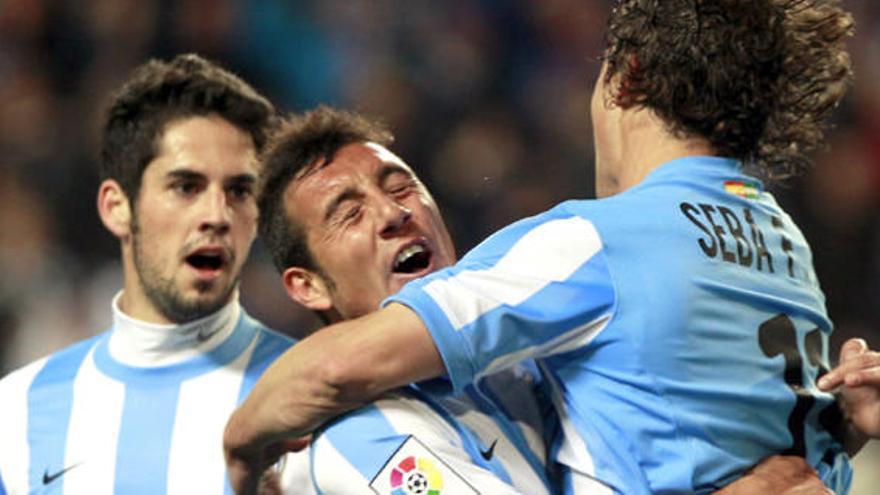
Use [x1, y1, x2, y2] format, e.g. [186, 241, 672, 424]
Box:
[385, 179, 418, 199]
[339, 202, 362, 223]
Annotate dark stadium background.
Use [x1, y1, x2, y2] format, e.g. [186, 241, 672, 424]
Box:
[0, 1, 877, 490]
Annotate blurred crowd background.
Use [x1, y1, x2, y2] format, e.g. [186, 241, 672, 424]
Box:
[0, 0, 878, 490]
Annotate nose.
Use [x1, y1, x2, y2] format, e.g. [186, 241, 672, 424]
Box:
[199, 187, 231, 235]
[378, 196, 412, 238]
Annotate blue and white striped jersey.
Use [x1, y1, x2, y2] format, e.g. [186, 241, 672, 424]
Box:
[0, 298, 308, 495]
[387, 157, 853, 494]
[305, 364, 557, 494]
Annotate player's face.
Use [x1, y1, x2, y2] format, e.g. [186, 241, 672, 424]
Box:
[287, 142, 456, 320]
[124, 115, 258, 323]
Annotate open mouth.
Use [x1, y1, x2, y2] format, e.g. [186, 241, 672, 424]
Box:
[185, 249, 228, 272]
[392, 242, 433, 275]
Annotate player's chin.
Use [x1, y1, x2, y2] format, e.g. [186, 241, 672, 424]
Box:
[181, 290, 234, 319]
[189, 276, 237, 304]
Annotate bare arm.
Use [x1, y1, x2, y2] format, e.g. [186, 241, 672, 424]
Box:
[224, 303, 444, 494]
[714, 456, 832, 495]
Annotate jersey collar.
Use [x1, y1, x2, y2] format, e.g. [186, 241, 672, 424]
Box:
[107, 291, 240, 368]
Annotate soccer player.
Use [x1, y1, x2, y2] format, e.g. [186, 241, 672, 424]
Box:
[0, 54, 307, 494]
[226, 3, 877, 493]
[257, 106, 836, 495]
[259, 107, 555, 494]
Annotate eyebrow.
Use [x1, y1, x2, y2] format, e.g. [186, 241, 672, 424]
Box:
[166, 169, 206, 182]
[165, 169, 257, 186]
[225, 174, 257, 187]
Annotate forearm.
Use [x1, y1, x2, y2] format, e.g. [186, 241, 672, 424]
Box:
[325, 304, 446, 403]
[713, 456, 832, 495]
[224, 303, 444, 481]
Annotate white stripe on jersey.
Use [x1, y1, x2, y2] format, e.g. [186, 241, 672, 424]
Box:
[539, 363, 612, 495]
[423, 217, 602, 330]
[277, 450, 315, 495]
[0, 358, 47, 494]
[63, 348, 125, 494]
[166, 335, 257, 495]
[479, 315, 610, 378]
[311, 436, 372, 493]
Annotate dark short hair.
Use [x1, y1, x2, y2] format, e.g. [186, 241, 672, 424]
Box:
[602, 0, 853, 181]
[100, 53, 276, 202]
[258, 106, 394, 273]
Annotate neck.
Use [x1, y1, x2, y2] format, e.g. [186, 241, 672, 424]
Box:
[596, 107, 714, 197]
[108, 291, 240, 367]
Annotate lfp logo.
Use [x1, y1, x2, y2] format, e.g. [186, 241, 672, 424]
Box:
[389, 455, 443, 495]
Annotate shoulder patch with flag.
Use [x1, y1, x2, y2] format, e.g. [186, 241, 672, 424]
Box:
[724, 180, 760, 199]
[370, 435, 478, 495]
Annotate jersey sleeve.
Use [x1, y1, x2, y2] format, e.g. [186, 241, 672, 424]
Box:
[385, 214, 616, 393]
[309, 392, 528, 494]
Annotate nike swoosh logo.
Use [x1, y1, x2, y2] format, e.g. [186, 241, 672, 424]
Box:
[479, 439, 498, 461]
[196, 325, 218, 342]
[42, 463, 81, 485]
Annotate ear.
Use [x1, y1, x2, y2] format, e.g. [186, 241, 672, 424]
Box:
[282, 266, 333, 312]
[97, 179, 133, 239]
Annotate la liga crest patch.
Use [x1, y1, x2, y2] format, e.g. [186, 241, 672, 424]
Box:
[370, 435, 478, 494]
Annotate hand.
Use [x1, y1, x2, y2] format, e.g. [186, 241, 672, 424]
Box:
[224, 435, 310, 495]
[223, 317, 373, 494]
[818, 338, 880, 439]
[255, 469, 282, 495]
[714, 456, 831, 494]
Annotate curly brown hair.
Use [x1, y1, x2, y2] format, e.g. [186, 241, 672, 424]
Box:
[258, 106, 394, 274]
[602, 0, 854, 181]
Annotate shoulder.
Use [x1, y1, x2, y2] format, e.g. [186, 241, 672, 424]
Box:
[311, 391, 456, 487]
[239, 311, 297, 359]
[241, 311, 296, 341]
[0, 356, 50, 399]
[1, 334, 104, 394]
[318, 391, 455, 451]
[0, 335, 103, 466]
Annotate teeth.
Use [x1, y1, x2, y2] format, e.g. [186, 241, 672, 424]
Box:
[395, 244, 426, 267]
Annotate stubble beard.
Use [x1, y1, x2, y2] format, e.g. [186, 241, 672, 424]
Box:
[130, 216, 238, 324]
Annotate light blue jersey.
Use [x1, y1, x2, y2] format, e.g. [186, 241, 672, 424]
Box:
[0, 300, 304, 495]
[387, 157, 852, 494]
[306, 364, 557, 494]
